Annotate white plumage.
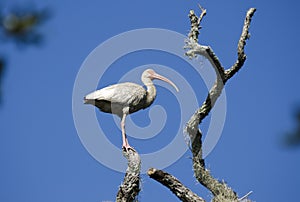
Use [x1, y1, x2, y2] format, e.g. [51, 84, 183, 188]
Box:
[84, 69, 179, 151]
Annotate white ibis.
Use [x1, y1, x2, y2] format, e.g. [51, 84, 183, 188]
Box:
[84, 69, 179, 151]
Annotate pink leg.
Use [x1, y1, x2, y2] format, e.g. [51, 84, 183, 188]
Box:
[121, 113, 134, 151]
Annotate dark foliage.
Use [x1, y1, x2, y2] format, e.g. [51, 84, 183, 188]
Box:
[0, 7, 50, 46]
[283, 110, 300, 147]
[0, 6, 50, 102]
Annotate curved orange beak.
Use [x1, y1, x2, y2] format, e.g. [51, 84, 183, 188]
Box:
[150, 71, 179, 92]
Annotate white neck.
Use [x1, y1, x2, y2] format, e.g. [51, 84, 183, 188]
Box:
[142, 77, 157, 107]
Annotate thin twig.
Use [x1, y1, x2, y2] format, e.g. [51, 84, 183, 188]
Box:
[116, 150, 141, 202]
[238, 191, 253, 201]
[148, 168, 205, 202]
[197, 4, 207, 26]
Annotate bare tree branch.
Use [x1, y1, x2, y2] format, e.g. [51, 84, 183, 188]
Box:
[188, 10, 200, 43]
[190, 131, 238, 202]
[225, 8, 257, 81]
[197, 4, 206, 26]
[185, 7, 256, 202]
[238, 191, 253, 202]
[116, 150, 141, 202]
[185, 6, 256, 152]
[148, 168, 205, 202]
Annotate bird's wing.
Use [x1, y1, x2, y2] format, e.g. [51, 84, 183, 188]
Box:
[86, 82, 146, 105]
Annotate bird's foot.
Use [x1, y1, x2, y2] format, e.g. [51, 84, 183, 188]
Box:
[122, 144, 136, 152]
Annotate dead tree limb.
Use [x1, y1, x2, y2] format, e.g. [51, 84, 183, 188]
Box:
[116, 150, 141, 202]
[146, 6, 255, 202]
[148, 168, 205, 202]
[185, 7, 256, 202]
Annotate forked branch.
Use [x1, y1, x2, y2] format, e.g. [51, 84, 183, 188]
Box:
[185, 6, 256, 202]
[149, 5, 256, 202]
[147, 5, 256, 202]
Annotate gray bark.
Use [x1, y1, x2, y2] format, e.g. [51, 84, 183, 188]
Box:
[148, 6, 256, 202]
[116, 150, 141, 202]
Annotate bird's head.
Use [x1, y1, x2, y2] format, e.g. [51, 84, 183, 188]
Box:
[142, 69, 179, 92]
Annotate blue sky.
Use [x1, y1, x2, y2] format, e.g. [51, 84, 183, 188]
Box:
[1, 0, 300, 201]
